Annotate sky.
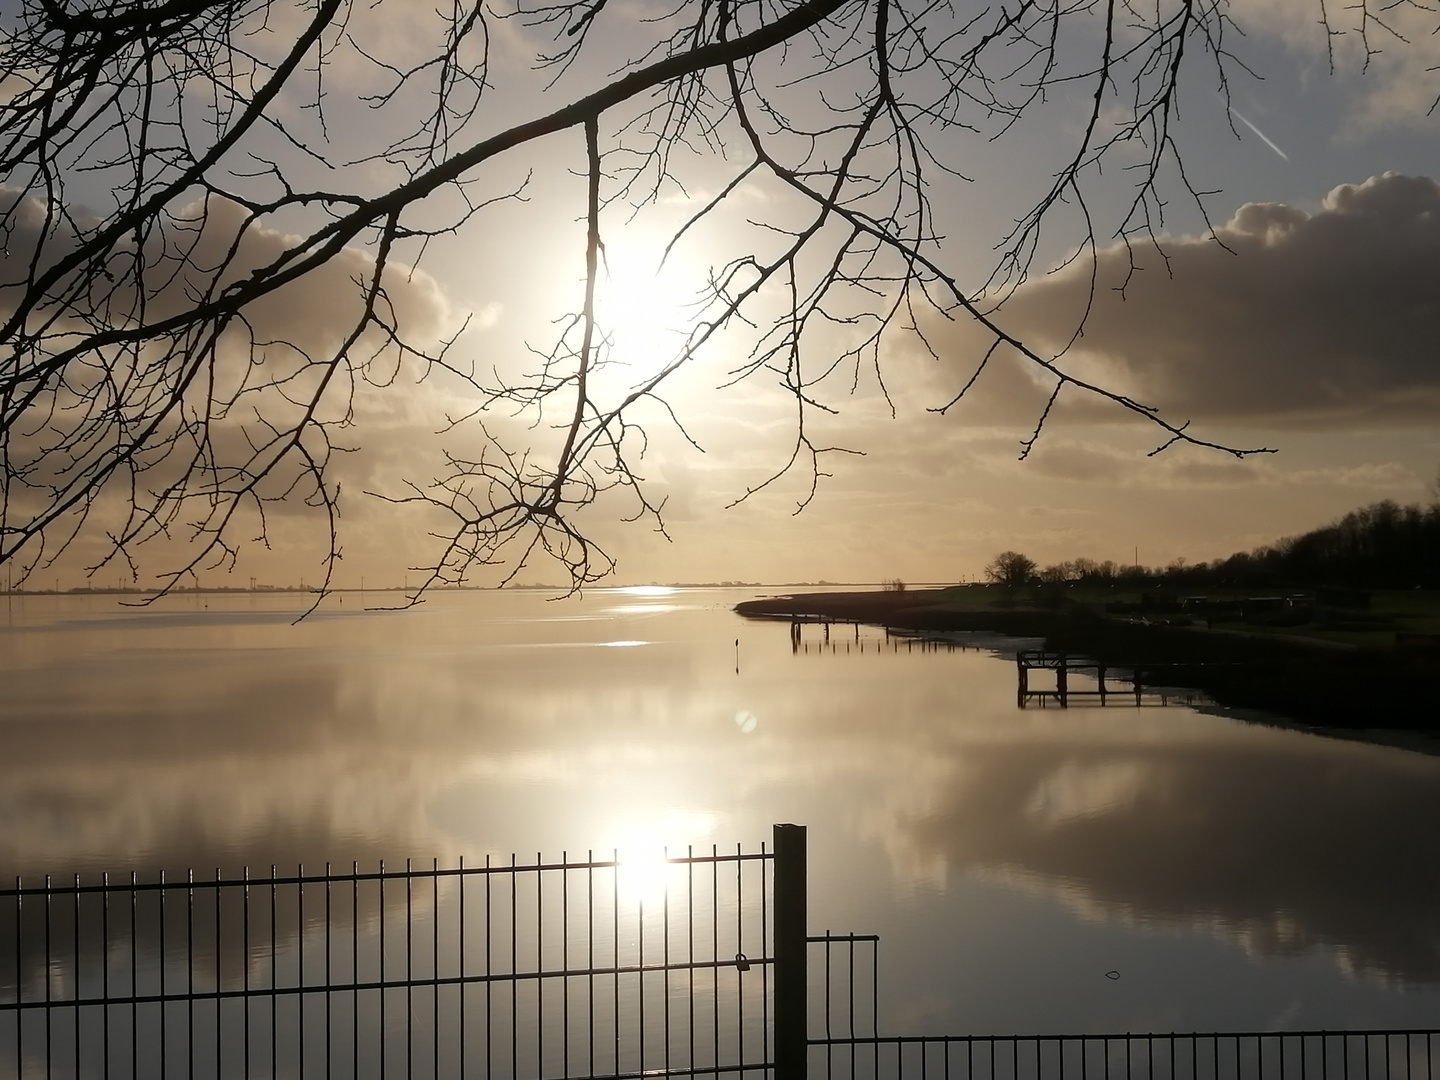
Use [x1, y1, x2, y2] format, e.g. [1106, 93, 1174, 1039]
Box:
[12, 0, 1440, 591]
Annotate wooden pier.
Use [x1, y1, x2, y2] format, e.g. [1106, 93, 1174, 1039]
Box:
[1016, 651, 1140, 708]
[1015, 651, 1209, 709]
[787, 616, 967, 655]
[788, 614, 864, 651]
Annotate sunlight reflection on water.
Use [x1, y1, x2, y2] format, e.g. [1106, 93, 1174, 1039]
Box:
[2, 589, 1439, 1034]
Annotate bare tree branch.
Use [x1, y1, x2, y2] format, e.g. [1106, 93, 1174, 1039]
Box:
[1, 0, 1420, 603]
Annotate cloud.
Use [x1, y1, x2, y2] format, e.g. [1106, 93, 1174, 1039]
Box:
[1231, 0, 1440, 129]
[917, 174, 1440, 431]
[1022, 440, 1424, 491]
[0, 187, 463, 578]
[0, 189, 450, 371]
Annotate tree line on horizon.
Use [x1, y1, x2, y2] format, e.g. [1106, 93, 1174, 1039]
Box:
[987, 492, 1440, 592]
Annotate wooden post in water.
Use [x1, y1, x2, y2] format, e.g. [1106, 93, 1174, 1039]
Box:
[1057, 655, 1069, 708]
[774, 823, 808, 1080]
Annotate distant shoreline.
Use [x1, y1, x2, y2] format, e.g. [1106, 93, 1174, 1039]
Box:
[735, 588, 1440, 739]
[0, 581, 916, 597]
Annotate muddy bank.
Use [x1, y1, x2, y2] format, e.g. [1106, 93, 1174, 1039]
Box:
[735, 591, 1440, 734]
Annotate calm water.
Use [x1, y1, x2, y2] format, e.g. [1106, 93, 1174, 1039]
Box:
[2, 588, 1438, 1035]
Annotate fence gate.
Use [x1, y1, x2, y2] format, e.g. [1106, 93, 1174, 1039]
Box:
[4, 824, 1438, 1080]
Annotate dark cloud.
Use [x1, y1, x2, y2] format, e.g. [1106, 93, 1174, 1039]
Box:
[923, 174, 1440, 430]
[0, 191, 448, 362]
[0, 188, 455, 567]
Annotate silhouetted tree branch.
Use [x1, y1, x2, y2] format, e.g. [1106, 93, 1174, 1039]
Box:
[0, 0, 1418, 604]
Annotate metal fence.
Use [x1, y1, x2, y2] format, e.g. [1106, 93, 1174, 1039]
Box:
[806, 921, 1439, 1080]
[809, 1032, 1440, 1080]
[0, 839, 780, 1080]
[3, 825, 1436, 1080]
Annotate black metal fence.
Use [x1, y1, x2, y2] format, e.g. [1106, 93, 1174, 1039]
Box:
[3, 825, 1436, 1080]
[806, 916, 1440, 1080]
[809, 1031, 1440, 1080]
[1, 842, 778, 1080]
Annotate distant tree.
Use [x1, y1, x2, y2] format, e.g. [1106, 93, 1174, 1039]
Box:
[1038, 562, 1069, 584]
[1139, 497, 1440, 591]
[985, 551, 1037, 588]
[1273, 500, 1440, 589]
[882, 578, 906, 593]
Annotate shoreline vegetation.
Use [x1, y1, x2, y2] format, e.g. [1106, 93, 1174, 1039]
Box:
[734, 585, 1440, 739]
[737, 497, 1440, 742]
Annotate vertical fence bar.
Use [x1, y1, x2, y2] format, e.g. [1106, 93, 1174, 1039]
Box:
[774, 823, 807, 1080]
[432, 858, 439, 1080]
[458, 857, 466, 1080]
[73, 874, 81, 1080]
[735, 843, 742, 1074]
[244, 867, 251, 1080]
[712, 847, 719, 1077]
[130, 871, 138, 1080]
[762, 839, 772, 1080]
[381, 861, 388, 1080]
[214, 869, 221, 1080]
[484, 855, 492, 1080]
[13, 878, 21, 1080]
[326, 864, 333, 1080]
[353, 863, 360, 1080]
[406, 858, 414, 1080]
[688, 849, 697, 1080]
[271, 866, 278, 1080]
[44, 875, 51, 1080]
[160, 869, 167, 1080]
[562, 854, 570, 1080]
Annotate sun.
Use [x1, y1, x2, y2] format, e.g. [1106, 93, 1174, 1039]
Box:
[594, 237, 704, 382]
[607, 810, 718, 908]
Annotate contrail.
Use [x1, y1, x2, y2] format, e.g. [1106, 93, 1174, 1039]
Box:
[1229, 107, 1289, 161]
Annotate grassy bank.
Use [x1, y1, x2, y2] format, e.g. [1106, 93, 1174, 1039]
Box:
[735, 586, 1440, 734]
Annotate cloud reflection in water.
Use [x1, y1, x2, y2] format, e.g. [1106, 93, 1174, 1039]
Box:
[1, 590, 1438, 1014]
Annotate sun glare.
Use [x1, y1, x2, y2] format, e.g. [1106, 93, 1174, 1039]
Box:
[609, 811, 717, 907]
[595, 241, 700, 381]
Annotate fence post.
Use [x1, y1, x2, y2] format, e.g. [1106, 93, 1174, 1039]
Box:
[774, 823, 807, 1080]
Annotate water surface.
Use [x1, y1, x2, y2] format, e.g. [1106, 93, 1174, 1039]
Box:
[2, 588, 1438, 1035]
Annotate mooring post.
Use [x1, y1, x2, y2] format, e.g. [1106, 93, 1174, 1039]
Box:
[774, 823, 808, 1080]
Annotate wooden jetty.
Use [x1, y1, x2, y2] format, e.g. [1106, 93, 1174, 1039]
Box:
[1016, 651, 1139, 708]
[786, 616, 966, 655]
[1015, 651, 1209, 709]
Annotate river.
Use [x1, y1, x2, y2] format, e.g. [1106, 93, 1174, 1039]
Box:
[1, 587, 1437, 1037]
